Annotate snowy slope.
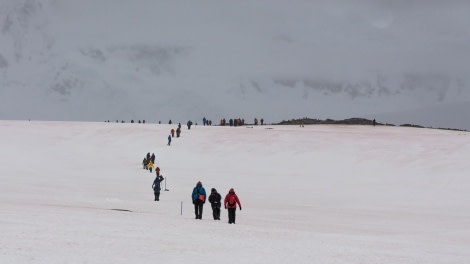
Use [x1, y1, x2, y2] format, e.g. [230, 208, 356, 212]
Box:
[1, 120, 469, 263]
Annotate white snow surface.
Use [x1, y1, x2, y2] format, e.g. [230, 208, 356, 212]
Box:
[1, 120, 469, 263]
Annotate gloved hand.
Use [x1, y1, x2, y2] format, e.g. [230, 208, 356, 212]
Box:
[224, 206, 227, 209]
[193, 200, 196, 205]
[239, 207, 242, 211]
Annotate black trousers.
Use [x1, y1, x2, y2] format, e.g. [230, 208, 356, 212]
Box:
[212, 207, 220, 220]
[194, 200, 204, 219]
[228, 208, 236, 224]
[154, 192, 160, 201]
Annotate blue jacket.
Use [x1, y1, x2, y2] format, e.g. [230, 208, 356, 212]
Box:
[152, 176, 164, 192]
[191, 183, 206, 203]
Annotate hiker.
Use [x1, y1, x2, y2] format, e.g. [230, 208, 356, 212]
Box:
[167, 135, 172, 146]
[224, 188, 242, 224]
[142, 157, 148, 170]
[191, 181, 206, 219]
[187, 120, 193, 130]
[171, 128, 175, 138]
[208, 188, 222, 220]
[148, 159, 154, 173]
[152, 175, 164, 201]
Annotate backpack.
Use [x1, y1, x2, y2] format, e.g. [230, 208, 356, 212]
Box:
[228, 195, 236, 207]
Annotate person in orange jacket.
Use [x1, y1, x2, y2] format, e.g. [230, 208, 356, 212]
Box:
[224, 188, 242, 224]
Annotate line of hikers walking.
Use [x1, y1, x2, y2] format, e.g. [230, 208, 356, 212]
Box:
[142, 121, 243, 224]
[191, 181, 242, 224]
[168, 121, 193, 146]
[146, 169, 243, 223]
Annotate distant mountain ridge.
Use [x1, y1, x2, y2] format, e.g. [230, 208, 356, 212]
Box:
[277, 117, 468, 131]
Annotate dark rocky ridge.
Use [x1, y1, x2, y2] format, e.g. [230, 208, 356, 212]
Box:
[276, 118, 467, 132]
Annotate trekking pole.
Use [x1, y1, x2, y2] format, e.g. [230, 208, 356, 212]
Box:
[181, 201, 183, 215]
[165, 176, 169, 191]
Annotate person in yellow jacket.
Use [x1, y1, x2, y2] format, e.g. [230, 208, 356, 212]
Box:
[148, 160, 154, 173]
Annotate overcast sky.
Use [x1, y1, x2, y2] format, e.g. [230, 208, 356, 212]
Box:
[1, 0, 469, 129]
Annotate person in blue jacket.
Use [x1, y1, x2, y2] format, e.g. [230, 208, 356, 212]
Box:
[152, 175, 164, 201]
[167, 134, 172, 146]
[191, 181, 206, 219]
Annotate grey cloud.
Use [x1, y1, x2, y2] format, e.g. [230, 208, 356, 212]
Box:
[400, 73, 450, 102]
[0, 54, 8, 68]
[80, 48, 106, 63]
[107, 45, 189, 75]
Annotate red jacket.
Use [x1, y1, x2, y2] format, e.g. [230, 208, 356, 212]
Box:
[224, 189, 241, 209]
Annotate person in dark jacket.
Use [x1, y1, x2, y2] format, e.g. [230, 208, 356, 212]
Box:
[152, 175, 164, 201]
[208, 188, 222, 220]
[224, 188, 242, 224]
[191, 181, 206, 219]
[167, 135, 172, 146]
[142, 157, 148, 170]
[187, 120, 193, 130]
[176, 127, 181, 138]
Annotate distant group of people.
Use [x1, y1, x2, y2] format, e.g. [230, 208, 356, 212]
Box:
[218, 118, 245, 126]
[106, 117, 266, 126]
[142, 152, 157, 173]
[168, 121, 192, 146]
[191, 181, 242, 224]
[202, 117, 213, 126]
[217, 117, 264, 126]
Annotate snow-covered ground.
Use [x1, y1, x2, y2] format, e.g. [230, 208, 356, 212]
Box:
[1, 120, 469, 263]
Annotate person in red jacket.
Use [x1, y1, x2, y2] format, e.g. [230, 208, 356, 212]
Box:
[224, 188, 242, 224]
